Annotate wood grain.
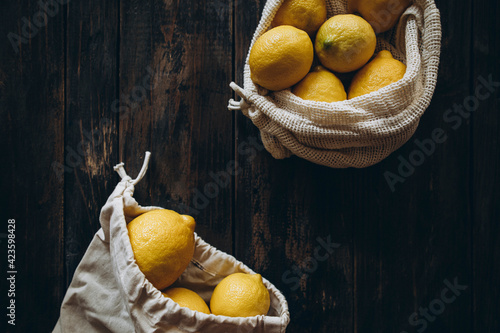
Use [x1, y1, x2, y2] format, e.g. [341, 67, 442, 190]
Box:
[0, 0, 65, 331]
[472, 0, 500, 330]
[353, 0, 473, 331]
[64, 0, 119, 285]
[118, 0, 234, 253]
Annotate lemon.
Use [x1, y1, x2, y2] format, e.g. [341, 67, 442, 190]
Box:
[348, 50, 406, 99]
[348, 0, 412, 33]
[127, 209, 195, 290]
[315, 14, 376, 73]
[292, 65, 347, 102]
[271, 0, 327, 35]
[162, 287, 211, 314]
[210, 273, 270, 317]
[249, 25, 314, 91]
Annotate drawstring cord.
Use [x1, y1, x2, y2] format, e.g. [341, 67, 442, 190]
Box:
[113, 151, 151, 186]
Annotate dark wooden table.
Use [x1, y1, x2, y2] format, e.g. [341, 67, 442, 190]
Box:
[1, 0, 499, 332]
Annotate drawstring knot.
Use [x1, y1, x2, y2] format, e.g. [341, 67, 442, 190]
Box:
[227, 82, 252, 111]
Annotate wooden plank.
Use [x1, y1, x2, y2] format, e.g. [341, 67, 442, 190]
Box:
[354, 0, 472, 331]
[233, 3, 354, 332]
[472, 0, 500, 330]
[0, 0, 65, 331]
[119, 0, 234, 253]
[64, 0, 119, 284]
[234, 156, 357, 333]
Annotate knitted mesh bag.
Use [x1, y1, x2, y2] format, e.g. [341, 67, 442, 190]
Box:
[228, 0, 441, 168]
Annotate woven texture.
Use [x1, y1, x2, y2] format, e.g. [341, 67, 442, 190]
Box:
[229, 0, 441, 168]
[53, 157, 290, 333]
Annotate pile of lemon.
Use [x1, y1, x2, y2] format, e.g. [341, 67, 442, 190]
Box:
[127, 209, 270, 317]
[249, 0, 410, 102]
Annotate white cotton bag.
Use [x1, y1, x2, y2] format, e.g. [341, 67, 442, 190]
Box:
[53, 152, 290, 333]
[228, 0, 441, 168]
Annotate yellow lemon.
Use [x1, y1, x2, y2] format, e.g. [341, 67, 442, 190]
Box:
[271, 0, 327, 35]
[210, 273, 270, 317]
[315, 14, 376, 73]
[292, 65, 347, 102]
[127, 209, 195, 290]
[348, 50, 406, 99]
[249, 25, 314, 91]
[348, 0, 412, 33]
[162, 287, 211, 314]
